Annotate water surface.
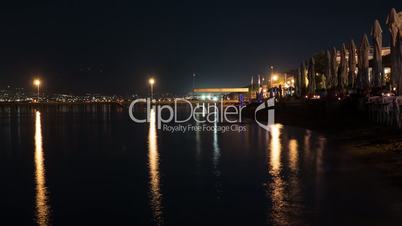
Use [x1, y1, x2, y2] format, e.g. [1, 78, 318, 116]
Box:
[1, 105, 401, 225]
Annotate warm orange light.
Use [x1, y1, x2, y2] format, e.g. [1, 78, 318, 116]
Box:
[149, 78, 155, 85]
[272, 75, 278, 81]
[34, 111, 50, 226]
[148, 107, 163, 223]
[34, 79, 41, 86]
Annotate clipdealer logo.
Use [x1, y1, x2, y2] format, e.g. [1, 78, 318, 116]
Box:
[128, 98, 275, 133]
[254, 98, 275, 132]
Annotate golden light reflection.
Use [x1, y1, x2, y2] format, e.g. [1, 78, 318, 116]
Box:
[269, 124, 282, 173]
[287, 138, 301, 221]
[315, 136, 326, 174]
[304, 130, 312, 161]
[288, 139, 298, 172]
[34, 111, 50, 226]
[267, 124, 288, 225]
[148, 107, 163, 225]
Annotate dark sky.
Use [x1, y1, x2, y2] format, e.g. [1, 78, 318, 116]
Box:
[0, 0, 400, 95]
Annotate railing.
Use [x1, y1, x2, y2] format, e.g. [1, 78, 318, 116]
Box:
[367, 96, 402, 128]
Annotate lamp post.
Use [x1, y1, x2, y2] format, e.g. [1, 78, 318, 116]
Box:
[33, 79, 41, 103]
[269, 66, 274, 88]
[149, 78, 155, 101]
[192, 73, 196, 99]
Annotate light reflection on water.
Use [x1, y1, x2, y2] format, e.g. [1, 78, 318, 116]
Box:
[269, 124, 282, 173]
[266, 124, 327, 225]
[314, 135, 326, 211]
[2, 106, 400, 225]
[267, 124, 287, 225]
[34, 111, 51, 226]
[148, 107, 164, 225]
[212, 111, 222, 199]
[304, 129, 312, 161]
[288, 139, 298, 172]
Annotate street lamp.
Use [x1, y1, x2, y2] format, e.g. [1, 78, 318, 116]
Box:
[149, 78, 155, 101]
[33, 79, 41, 103]
[192, 73, 196, 99]
[269, 66, 274, 88]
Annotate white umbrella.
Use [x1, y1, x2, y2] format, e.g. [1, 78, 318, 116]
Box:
[301, 62, 307, 95]
[338, 43, 348, 89]
[398, 32, 402, 94]
[387, 8, 402, 93]
[359, 34, 370, 90]
[371, 20, 383, 88]
[296, 67, 302, 97]
[308, 57, 316, 94]
[331, 47, 338, 88]
[348, 40, 357, 89]
[325, 50, 332, 89]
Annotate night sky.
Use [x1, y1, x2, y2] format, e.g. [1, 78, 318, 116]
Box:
[0, 0, 400, 95]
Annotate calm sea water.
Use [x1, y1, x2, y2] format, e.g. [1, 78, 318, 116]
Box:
[1, 105, 402, 226]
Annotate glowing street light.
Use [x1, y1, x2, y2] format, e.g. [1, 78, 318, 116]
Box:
[272, 74, 278, 82]
[149, 78, 155, 101]
[33, 79, 41, 103]
[269, 66, 274, 87]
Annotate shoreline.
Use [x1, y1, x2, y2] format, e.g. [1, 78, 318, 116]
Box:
[273, 99, 402, 189]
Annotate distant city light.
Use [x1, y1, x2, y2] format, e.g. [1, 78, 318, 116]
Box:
[149, 78, 155, 85]
[272, 74, 278, 81]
